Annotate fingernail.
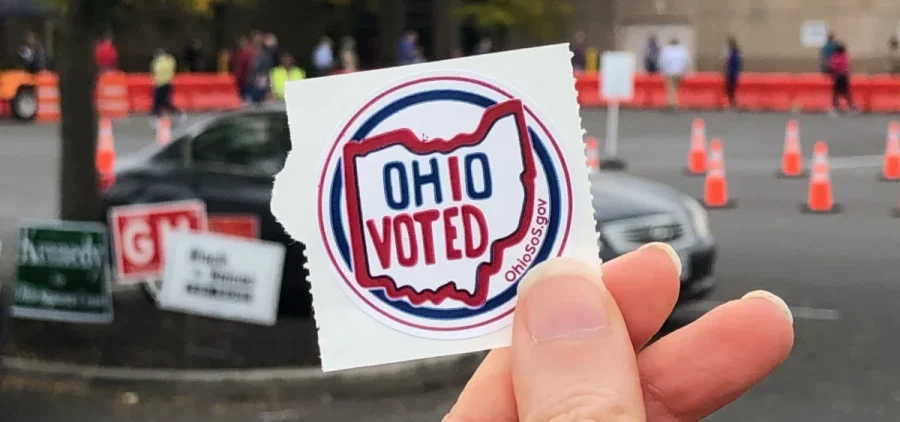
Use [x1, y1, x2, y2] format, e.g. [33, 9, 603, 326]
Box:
[639, 242, 682, 277]
[518, 257, 609, 343]
[742, 290, 794, 325]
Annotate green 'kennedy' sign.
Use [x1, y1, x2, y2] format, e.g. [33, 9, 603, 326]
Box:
[13, 220, 113, 324]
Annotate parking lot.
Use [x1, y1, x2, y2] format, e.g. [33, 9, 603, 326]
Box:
[1, 109, 899, 420]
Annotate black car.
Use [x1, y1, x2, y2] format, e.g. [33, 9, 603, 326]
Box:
[103, 104, 716, 314]
[591, 172, 716, 305]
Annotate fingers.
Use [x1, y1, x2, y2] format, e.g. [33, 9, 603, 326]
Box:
[606, 243, 682, 350]
[510, 257, 646, 421]
[445, 244, 681, 422]
[638, 291, 794, 422]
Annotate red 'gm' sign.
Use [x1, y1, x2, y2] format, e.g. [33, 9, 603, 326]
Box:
[108, 200, 208, 283]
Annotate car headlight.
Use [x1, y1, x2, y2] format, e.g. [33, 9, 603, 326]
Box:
[684, 198, 711, 239]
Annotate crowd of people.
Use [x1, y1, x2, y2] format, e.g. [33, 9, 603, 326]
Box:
[77, 26, 900, 125]
[633, 31, 900, 117]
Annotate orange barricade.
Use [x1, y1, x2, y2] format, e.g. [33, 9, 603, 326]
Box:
[95, 71, 129, 119]
[20, 71, 900, 121]
[124, 72, 240, 114]
[868, 75, 900, 113]
[193, 74, 241, 111]
[679, 72, 723, 110]
[850, 74, 871, 111]
[125, 73, 153, 114]
[575, 72, 900, 113]
[35, 72, 60, 122]
[575, 72, 603, 107]
[757, 73, 794, 111]
[637, 74, 666, 108]
[737, 73, 773, 111]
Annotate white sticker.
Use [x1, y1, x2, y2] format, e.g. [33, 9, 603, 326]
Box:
[272, 44, 600, 371]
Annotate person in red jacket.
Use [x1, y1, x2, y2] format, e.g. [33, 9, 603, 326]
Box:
[93, 30, 118, 72]
[232, 34, 256, 104]
[828, 42, 856, 117]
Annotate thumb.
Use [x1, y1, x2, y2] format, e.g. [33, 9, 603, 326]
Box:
[511, 256, 646, 421]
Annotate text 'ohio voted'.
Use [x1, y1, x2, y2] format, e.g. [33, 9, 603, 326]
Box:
[342, 99, 546, 308]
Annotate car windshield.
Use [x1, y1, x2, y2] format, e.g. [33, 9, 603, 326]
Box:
[190, 112, 288, 175]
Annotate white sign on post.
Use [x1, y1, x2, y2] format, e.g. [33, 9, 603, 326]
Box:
[600, 51, 635, 164]
[159, 231, 285, 326]
[601, 51, 635, 101]
[801, 20, 829, 48]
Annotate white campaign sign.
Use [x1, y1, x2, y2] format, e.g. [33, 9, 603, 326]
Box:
[159, 231, 285, 325]
[601, 51, 635, 101]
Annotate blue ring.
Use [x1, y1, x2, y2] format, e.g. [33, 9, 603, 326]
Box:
[327, 88, 562, 320]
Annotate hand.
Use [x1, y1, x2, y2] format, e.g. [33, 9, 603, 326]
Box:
[444, 243, 794, 421]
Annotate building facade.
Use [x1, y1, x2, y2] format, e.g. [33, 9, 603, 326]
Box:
[556, 0, 900, 73]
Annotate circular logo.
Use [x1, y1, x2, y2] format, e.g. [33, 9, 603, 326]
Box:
[317, 72, 575, 339]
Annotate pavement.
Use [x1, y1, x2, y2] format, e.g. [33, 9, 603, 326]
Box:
[1, 110, 900, 420]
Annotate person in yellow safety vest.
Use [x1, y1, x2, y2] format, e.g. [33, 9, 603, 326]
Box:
[270, 52, 306, 100]
[150, 48, 186, 128]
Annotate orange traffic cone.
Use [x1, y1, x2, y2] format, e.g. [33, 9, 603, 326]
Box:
[584, 136, 600, 173]
[778, 119, 804, 178]
[804, 141, 838, 213]
[703, 138, 733, 208]
[880, 121, 900, 181]
[95, 118, 116, 192]
[156, 115, 171, 145]
[685, 118, 707, 175]
[95, 118, 115, 175]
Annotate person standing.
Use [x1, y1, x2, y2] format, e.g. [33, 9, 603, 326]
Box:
[888, 36, 900, 75]
[233, 35, 255, 103]
[398, 31, 419, 65]
[722, 36, 743, 110]
[828, 42, 856, 117]
[19, 32, 46, 73]
[659, 37, 690, 109]
[340, 36, 359, 73]
[473, 37, 493, 55]
[93, 30, 118, 72]
[248, 33, 276, 104]
[570, 31, 587, 71]
[644, 35, 660, 73]
[270, 52, 306, 101]
[183, 38, 204, 72]
[312, 36, 335, 77]
[150, 48, 185, 127]
[820, 33, 836, 74]
[264, 33, 280, 68]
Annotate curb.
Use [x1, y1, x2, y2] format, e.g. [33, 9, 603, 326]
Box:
[2, 351, 486, 397]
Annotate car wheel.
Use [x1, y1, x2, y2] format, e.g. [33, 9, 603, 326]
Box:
[11, 86, 37, 121]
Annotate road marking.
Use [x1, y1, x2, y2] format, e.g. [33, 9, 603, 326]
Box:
[682, 300, 842, 321]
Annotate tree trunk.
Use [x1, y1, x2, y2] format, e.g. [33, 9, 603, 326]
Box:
[377, 0, 405, 67]
[432, 0, 460, 60]
[57, 2, 101, 222]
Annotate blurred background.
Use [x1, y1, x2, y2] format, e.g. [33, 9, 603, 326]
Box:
[1, 0, 899, 420]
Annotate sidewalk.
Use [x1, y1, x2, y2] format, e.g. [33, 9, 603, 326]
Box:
[0, 372, 465, 422]
[1, 285, 320, 368]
